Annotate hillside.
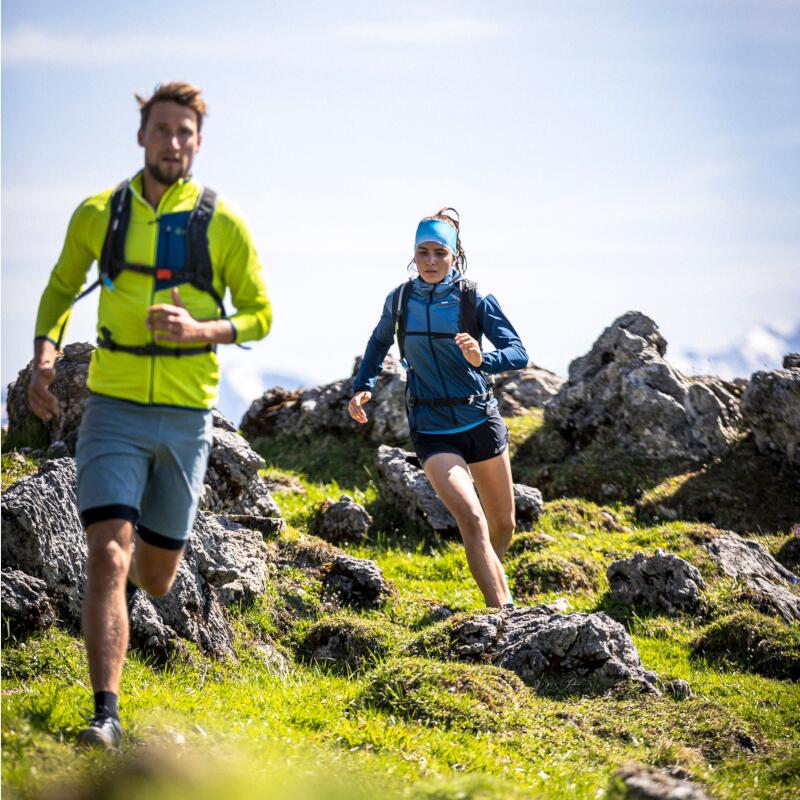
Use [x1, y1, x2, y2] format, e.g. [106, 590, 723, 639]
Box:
[2, 312, 799, 800]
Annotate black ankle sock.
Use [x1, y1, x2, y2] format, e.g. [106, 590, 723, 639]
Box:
[94, 691, 119, 720]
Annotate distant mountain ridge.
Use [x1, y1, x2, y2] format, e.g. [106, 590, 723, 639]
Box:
[674, 321, 800, 380]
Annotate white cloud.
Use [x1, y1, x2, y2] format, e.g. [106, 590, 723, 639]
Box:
[336, 18, 509, 43]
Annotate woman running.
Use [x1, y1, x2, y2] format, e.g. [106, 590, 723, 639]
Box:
[348, 208, 528, 607]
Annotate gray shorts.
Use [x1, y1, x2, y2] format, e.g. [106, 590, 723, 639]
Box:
[76, 393, 213, 549]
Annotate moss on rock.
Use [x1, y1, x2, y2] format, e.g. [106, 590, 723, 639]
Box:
[506, 531, 556, 558]
[298, 615, 403, 674]
[360, 656, 526, 731]
[693, 609, 800, 680]
[509, 553, 600, 599]
[541, 498, 628, 533]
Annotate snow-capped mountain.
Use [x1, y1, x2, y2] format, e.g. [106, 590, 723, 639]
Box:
[674, 321, 800, 379]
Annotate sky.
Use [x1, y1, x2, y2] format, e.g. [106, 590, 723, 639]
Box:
[3, 0, 799, 409]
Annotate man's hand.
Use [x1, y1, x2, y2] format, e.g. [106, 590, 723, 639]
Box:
[146, 288, 234, 344]
[348, 391, 372, 424]
[28, 340, 60, 421]
[455, 332, 483, 368]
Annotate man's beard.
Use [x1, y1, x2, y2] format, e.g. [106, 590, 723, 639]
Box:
[145, 157, 186, 187]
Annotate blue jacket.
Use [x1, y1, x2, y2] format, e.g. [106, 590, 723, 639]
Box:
[354, 268, 528, 433]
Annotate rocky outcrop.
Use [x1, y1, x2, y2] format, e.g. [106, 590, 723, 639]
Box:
[0, 570, 56, 635]
[608, 763, 708, 799]
[1, 457, 271, 659]
[376, 445, 543, 536]
[705, 532, 800, 623]
[776, 535, 800, 572]
[200, 419, 284, 530]
[741, 366, 800, 465]
[322, 554, 391, 608]
[309, 494, 372, 544]
[607, 550, 705, 615]
[410, 607, 658, 692]
[545, 312, 745, 460]
[241, 355, 409, 444]
[5, 343, 93, 452]
[493, 365, 565, 416]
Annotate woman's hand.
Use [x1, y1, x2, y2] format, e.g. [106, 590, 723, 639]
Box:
[348, 391, 372, 424]
[455, 333, 483, 368]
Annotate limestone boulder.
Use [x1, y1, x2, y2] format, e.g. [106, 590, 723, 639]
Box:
[241, 355, 409, 444]
[545, 312, 745, 460]
[607, 550, 705, 615]
[705, 532, 800, 623]
[309, 494, 372, 544]
[741, 365, 800, 465]
[493, 365, 566, 416]
[410, 606, 658, 692]
[5, 343, 93, 453]
[608, 762, 708, 799]
[322, 554, 391, 608]
[0, 569, 56, 635]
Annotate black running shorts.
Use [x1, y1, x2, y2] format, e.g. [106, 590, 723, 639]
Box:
[412, 415, 508, 466]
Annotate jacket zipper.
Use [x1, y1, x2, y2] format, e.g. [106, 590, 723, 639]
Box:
[426, 288, 458, 427]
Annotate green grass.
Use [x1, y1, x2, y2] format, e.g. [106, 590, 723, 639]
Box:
[3, 425, 800, 800]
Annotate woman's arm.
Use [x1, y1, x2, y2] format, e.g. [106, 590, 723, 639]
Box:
[352, 294, 396, 393]
[477, 294, 529, 373]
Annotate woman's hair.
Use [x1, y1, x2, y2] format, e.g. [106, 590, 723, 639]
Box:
[411, 207, 468, 274]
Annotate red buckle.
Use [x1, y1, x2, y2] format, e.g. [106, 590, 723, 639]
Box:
[156, 269, 173, 280]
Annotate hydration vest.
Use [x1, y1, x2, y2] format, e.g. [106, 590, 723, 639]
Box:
[69, 180, 227, 357]
[391, 277, 493, 409]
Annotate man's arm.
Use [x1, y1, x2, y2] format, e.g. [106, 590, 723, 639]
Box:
[29, 202, 99, 420]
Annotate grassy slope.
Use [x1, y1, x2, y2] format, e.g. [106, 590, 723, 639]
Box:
[2, 422, 799, 800]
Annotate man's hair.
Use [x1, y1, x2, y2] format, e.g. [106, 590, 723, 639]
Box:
[135, 81, 208, 131]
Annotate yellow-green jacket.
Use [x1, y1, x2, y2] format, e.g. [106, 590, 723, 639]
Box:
[35, 172, 271, 409]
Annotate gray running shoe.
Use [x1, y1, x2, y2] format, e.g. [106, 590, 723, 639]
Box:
[76, 715, 123, 749]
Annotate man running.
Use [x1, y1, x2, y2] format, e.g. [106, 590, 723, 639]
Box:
[27, 82, 271, 748]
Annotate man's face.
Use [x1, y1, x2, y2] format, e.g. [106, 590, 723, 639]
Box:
[138, 101, 202, 186]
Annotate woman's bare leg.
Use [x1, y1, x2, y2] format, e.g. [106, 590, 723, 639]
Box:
[423, 452, 512, 607]
[469, 449, 515, 560]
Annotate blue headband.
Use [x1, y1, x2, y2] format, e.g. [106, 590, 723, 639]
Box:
[415, 219, 458, 256]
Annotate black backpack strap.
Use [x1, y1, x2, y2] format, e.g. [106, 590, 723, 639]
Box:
[458, 278, 481, 343]
[391, 279, 413, 360]
[99, 180, 132, 282]
[187, 187, 219, 302]
[97, 326, 215, 358]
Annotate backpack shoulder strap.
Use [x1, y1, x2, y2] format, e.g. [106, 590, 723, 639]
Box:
[392, 278, 413, 361]
[458, 278, 481, 342]
[187, 186, 217, 289]
[99, 180, 132, 280]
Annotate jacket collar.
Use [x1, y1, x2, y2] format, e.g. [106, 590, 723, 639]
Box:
[128, 170, 197, 214]
[411, 267, 461, 299]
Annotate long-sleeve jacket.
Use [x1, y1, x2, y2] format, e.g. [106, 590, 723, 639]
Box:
[354, 268, 528, 432]
[35, 172, 271, 409]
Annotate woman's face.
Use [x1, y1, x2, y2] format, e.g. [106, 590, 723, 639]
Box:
[415, 242, 454, 284]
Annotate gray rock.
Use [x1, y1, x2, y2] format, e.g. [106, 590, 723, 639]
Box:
[1, 458, 270, 659]
[322, 554, 391, 608]
[545, 312, 745, 460]
[211, 409, 238, 432]
[1, 458, 87, 622]
[609, 763, 708, 799]
[661, 679, 693, 700]
[5, 343, 94, 452]
[0, 569, 56, 634]
[705, 532, 800, 623]
[784, 353, 800, 370]
[309, 494, 372, 544]
[741, 368, 800, 465]
[413, 607, 658, 692]
[200, 427, 284, 521]
[376, 445, 542, 536]
[607, 550, 705, 615]
[493, 365, 566, 416]
[241, 354, 409, 444]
